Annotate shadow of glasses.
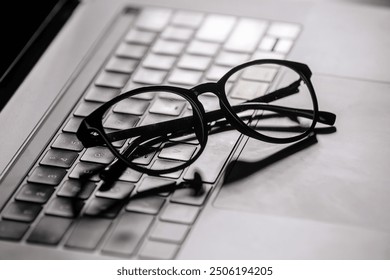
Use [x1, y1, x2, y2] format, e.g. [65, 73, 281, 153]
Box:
[66, 122, 336, 218]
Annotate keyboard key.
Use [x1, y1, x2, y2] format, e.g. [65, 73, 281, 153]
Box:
[186, 40, 220, 56]
[149, 98, 185, 116]
[66, 217, 112, 250]
[40, 149, 78, 168]
[84, 197, 123, 218]
[225, 82, 234, 96]
[2, 201, 42, 222]
[241, 66, 278, 82]
[177, 54, 211, 71]
[230, 79, 269, 100]
[151, 159, 183, 179]
[139, 240, 179, 259]
[126, 196, 165, 215]
[102, 212, 154, 256]
[267, 22, 300, 38]
[206, 65, 232, 81]
[161, 26, 193, 41]
[124, 28, 156, 45]
[132, 68, 167, 85]
[57, 180, 96, 200]
[0, 220, 29, 241]
[196, 14, 236, 42]
[103, 113, 139, 130]
[252, 50, 285, 60]
[273, 38, 294, 53]
[113, 98, 150, 116]
[168, 68, 202, 86]
[160, 203, 200, 224]
[158, 142, 197, 161]
[16, 183, 54, 204]
[73, 101, 101, 117]
[69, 162, 104, 182]
[96, 181, 135, 200]
[119, 168, 143, 182]
[63, 117, 84, 133]
[215, 51, 250, 67]
[225, 18, 267, 53]
[122, 82, 156, 99]
[105, 56, 138, 74]
[142, 53, 176, 70]
[158, 91, 188, 100]
[95, 71, 129, 89]
[52, 133, 84, 151]
[170, 184, 212, 206]
[137, 177, 175, 195]
[116, 43, 148, 59]
[81, 147, 115, 164]
[184, 130, 241, 183]
[195, 95, 220, 112]
[28, 166, 67, 185]
[46, 197, 84, 218]
[131, 144, 159, 166]
[27, 216, 72, 245]
[258, 36, 277, 51]
[140, 112, 172, 126]
[95, 130, 125, 150]
[152, 39, 185, 56]
[84, 86, 119, 103]
[171, 11, 204, 28]
[149, 221, 189, 244]
[135, 8, 172, 32]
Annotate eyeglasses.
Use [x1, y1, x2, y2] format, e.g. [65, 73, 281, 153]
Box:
[77, 59, 336, 177]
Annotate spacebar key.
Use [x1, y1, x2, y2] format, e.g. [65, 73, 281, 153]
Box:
[102, 212, 154, 256]
[184, 130, 242, 183]
[66, 217, 112, 250]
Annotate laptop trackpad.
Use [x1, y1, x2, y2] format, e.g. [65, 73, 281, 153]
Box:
[213, 75, 390, 234]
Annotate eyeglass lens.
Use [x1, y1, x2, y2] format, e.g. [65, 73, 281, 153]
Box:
[224, 63, 314, 139]
[101, 90, 202, 174]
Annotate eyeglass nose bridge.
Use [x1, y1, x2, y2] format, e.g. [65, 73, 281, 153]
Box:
[191, 82, 221, 97]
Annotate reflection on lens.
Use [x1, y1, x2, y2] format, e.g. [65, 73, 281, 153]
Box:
[225, 63, 315, 140]
[101, 90, 202, 173]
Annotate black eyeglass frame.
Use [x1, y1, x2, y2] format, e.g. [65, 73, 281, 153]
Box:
[77, 59, 326, 175]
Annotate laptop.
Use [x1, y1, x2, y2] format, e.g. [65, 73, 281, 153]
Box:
[0, 0, 389, 259]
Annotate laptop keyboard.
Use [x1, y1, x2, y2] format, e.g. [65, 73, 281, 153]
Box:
[0, 7, 300, 259]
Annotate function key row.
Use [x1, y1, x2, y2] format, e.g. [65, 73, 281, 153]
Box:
[133, 8, 300, 51]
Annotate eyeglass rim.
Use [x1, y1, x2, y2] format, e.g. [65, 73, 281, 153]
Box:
[214, 59, 319, 144]
[78, 86, 209, 175]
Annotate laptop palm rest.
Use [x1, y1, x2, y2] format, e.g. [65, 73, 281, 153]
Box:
[178, 75, 390, 259]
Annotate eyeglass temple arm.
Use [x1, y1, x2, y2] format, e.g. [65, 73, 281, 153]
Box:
[99, 135, 153, 182]
[254, 78, 336, 124]
[100, 132, 194, 182]
[105, 105, 335, 144]
[252, 78, 301, 103]
[104, 79, 335, 142]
